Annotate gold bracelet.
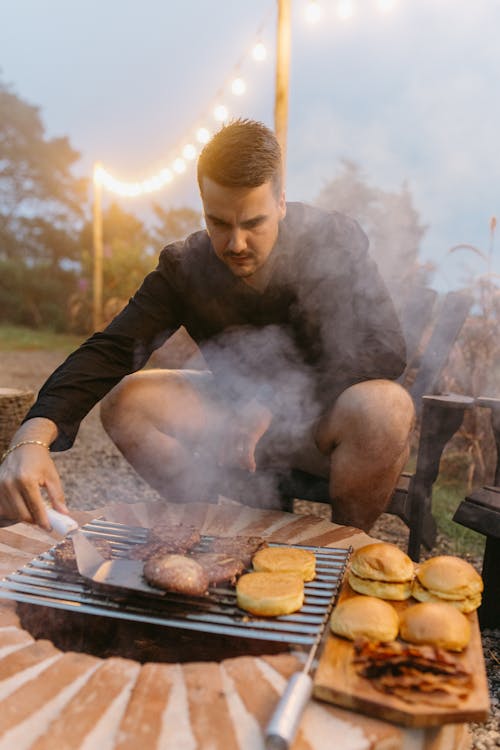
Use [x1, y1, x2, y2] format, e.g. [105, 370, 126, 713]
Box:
[1, 440, 50, 464]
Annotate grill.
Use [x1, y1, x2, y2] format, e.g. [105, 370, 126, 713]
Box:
[0, 519, 350, 659]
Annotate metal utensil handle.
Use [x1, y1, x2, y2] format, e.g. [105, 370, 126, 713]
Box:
[265, 671, 313, 750]
[46, 508, 79, 536]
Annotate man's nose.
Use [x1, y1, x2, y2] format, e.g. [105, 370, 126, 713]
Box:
[228, 228, 247, 253]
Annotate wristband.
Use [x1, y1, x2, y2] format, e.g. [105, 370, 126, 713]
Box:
[1, 440, 50, 464]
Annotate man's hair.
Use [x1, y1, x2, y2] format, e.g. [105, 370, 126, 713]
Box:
[197, 119, 283, 197]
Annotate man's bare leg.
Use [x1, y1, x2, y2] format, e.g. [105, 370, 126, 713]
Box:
[314, 380, 415, 531]
[100, 369, 223, 502]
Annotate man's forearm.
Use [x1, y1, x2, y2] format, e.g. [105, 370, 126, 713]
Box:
[8, 417, 59, 449]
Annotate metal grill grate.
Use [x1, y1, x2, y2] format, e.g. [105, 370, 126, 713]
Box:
[0, 519, 350, 648]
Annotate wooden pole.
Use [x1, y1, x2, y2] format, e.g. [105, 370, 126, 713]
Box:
[92, 163, 104, 332]
[274, 0, 291, 178]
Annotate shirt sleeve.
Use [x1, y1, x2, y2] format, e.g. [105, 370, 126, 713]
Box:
[24, 245, 185, 450]
[297, 213, 407, 405]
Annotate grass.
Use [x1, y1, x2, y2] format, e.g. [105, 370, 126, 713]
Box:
[432, 482, 485, 558]
[0, 325, 84, 353]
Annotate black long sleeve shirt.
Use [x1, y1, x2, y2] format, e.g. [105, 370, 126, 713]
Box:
[26, 202, 407, 450]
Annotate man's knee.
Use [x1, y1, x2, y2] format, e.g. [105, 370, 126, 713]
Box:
[316, 379, 415, 456]
[100, 369, 213, 443]
[100, 371, 150, 437]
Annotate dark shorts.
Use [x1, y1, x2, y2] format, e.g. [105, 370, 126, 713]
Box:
[181, 369, 331, 478]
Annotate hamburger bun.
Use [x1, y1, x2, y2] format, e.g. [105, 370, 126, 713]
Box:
[399, 601, 471, 651]
[330, 595, 399, 642]
[348, 543, 414, 600]
[236, 572, 304, 616]
[412, 555, 483, 613]
[252, 546, 316, 581]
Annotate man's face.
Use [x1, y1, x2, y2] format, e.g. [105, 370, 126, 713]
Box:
[200, 177, 286, 279]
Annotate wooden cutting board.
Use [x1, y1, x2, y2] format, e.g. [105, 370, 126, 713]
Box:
[313, 583, 491, 727]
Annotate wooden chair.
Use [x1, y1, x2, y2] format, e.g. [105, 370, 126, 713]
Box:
[268, 289, 474, 562]
[453, 397, 500, 628]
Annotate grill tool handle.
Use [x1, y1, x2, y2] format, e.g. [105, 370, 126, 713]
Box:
[265, 671, 313, 750]
[46, 508, 79, 536]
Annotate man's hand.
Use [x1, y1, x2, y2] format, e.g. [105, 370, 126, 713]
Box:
[217, 399, 272, 472]
[0, 418, 67, 530]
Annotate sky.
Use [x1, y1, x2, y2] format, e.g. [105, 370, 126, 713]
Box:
[1, 0, 499, 291]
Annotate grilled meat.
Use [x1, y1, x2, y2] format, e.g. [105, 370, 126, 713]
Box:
[190, 552, 245, 586]
[143, 554, 209, 596]
[52, 536, 112, 572]
[205, 536, 268, 567]
[129, 523, 201, 560]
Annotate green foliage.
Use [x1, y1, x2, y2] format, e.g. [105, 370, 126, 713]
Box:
[0, 259, 78, 331]
[150, 204, 202, 247]
[438, 221, 500, 487]
[315, 161, 430, 301]
[0, 79, 87, 267]
[73, 202, 156, 331]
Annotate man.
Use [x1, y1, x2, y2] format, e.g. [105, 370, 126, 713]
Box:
[0, 119, 414, 532]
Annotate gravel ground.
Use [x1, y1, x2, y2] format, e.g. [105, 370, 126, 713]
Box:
[1, 349, 499, 747]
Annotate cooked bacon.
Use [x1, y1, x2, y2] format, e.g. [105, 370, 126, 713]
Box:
[353, 638, 473, 707]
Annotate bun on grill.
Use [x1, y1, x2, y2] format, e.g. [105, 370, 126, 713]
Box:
[252, 546, 316, 581]
[399, 601, 471, 651]
[411, 555, 483, 613]
[330, 595, 399, 642]
[348, 543, 414, 600]
[236, 572, 304, 616]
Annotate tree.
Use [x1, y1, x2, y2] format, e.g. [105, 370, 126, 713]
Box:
[0, 79, 87, 268]
[150, 205, 202, 248]
[73, 203, 156, 331]
[315, 161, 430, 301]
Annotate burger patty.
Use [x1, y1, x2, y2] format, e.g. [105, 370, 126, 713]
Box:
[149, 523, 201, 552]
[52, 536, 113, 572]
[190, 552, 245, 586]
[129, 523, 201, 560]
[205, 536, 268, 567]
[143, 554, 209, 596]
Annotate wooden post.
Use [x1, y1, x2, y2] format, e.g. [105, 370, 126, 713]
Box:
[92, 163, 104, 332]
[274, 0, 291, 177]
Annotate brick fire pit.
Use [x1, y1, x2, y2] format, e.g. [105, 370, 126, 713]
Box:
[0, 502, 471, 749]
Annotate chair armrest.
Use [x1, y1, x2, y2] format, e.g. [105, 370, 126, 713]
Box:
[421, 393, 475, 410]
[476, 396, 500, 410]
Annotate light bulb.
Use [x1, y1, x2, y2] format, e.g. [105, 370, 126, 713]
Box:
[337, 0, 354, 20]
[376, 0, 396, 12]
[182, 144, 197, 160]
[173, 158, 186, 174]
[252, 42, 267, 61]
[214, 105, 228, 122]
[305, 1, 322, 23]
[196, 127, 210, 144]
[231, 77, 246, 96]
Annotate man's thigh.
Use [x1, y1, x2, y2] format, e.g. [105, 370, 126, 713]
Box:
[103, 368, 227, 449]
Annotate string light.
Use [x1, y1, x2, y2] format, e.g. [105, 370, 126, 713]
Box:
[182, 144, 197, 160]
[337, 0, 355, 20]
[376, 0, 396, 11]
[196, 127, 211, 144]
[305, 1, 322, 24]
[252, 41, 267, 61]
[213, 104, 229, 122]
[95, 2, 397, 199]
[231, 77, 246, 96]
[173, 158, 186, 174]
